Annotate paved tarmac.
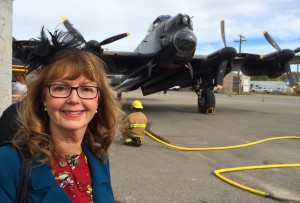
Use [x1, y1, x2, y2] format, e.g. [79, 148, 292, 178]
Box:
[109, 90, 300, 203]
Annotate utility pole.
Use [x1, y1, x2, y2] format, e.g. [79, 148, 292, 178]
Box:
[234, 34, 247, 94]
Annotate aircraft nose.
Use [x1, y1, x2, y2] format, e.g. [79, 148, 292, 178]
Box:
[173, 29, 197, 52]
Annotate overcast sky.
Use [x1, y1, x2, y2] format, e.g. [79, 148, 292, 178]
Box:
[13, 0, 300, 71]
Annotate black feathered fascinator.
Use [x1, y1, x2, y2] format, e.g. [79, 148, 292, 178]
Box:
[27, 27, 81, 73]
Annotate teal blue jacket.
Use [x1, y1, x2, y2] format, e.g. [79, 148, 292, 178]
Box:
[0, 143, 114, 203]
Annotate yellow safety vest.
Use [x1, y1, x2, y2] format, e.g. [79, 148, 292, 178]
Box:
[129, 124, 147, 128]
[127, 123, 147, 140]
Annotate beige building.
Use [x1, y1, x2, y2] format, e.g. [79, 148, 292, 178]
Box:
[221, 72, 250, 94]
[178, 72, 251, 94]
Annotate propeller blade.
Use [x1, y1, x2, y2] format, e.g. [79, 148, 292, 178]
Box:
[99, 33, 130, 46]
[263, 31, 281, 52]
[62, 17, 74, 32]
[284, 62, 295, 87]
[61, 18, 129, 52]
[62, 17, 86, 45]
[220, 18, 226, 47]
[216, 59, 227, 88]
[294, 47, 300, 53]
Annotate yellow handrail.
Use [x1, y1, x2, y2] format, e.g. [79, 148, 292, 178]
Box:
[12, 65, 28, 74]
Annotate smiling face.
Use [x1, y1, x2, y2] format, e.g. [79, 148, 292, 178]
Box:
[44, 71, 99, 136]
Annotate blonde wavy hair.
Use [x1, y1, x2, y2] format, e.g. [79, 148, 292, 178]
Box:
[14, 49, 124, 163]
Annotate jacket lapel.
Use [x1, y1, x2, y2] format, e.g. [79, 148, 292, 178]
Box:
[30, 160, 71, 202]
[82, 143, 115, 202]
[82, 143, 110, 185]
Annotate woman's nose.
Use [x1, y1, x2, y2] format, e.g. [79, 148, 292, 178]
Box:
[66, 89, 80, 103]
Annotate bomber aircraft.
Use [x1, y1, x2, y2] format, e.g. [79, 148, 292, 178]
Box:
[12, 13, 300, 114]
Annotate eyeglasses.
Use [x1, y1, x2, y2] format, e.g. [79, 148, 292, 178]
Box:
[47, 84, 99, 99]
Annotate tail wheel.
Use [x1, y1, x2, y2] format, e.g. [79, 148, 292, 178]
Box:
[198, 89, 216, 113]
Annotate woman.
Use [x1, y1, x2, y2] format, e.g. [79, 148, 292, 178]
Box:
[0, 29, 123, 202]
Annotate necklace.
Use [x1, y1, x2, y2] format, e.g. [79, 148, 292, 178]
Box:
[52, 152, 93, 202]
[58, 154, 81, 168]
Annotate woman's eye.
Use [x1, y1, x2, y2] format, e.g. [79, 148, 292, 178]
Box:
[53, 85, 69, 92]
[81, 87, 93, 92]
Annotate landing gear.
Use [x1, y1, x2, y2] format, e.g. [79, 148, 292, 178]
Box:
[197, 89, 216, 114]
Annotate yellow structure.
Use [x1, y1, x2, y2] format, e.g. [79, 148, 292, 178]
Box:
[12, 64, 28, 74]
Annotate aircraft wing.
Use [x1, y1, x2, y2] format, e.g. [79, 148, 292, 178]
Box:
[230, 31, 300, 85]
[290, 55, 300, 64]
[231, 51, 299, 81]
[12, 15, 300, 115]
[102, 49, 300, 97]
[232, 53, 300, 70]
[12, 37, 29, 73]
[103, 48, 235, 97]
[101, 50, 153, 74]
[101, 50, 192, 95]
[13, 40, 37, 61]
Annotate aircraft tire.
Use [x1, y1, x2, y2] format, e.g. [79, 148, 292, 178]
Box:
[198, 89, 215, 113]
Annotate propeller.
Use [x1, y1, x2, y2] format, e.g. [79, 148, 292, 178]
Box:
[98, 33, 129, 46]
[216, 18, 236, 89]
[220, 18, 226, 47]
[294, 47, 300, 53]
[263, 31, 295, 87]
[62, 17, 85, 46]
[61, 17, 130, 53]
[263, 31, 281, 52]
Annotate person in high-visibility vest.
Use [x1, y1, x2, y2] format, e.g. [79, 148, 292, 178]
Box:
[120, 100, 148, 147]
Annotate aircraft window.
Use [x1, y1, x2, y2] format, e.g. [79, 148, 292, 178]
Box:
[147, 15, 171, 36]
[153, 21, 160, 28]
[180, 15, 193, 29]
[156, 15, 171, 23]
[153, 15, 171, 28]
[164, 18, 174, 31]
[182, 16, 189, 25]
[163, 14, 193, 32]
[146, 24, 154, 35]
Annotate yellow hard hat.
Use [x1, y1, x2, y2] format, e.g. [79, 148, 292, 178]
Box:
[132, 100, 143, 109]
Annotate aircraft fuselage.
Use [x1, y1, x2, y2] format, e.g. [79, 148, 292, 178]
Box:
[135, 13, 197, 69]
